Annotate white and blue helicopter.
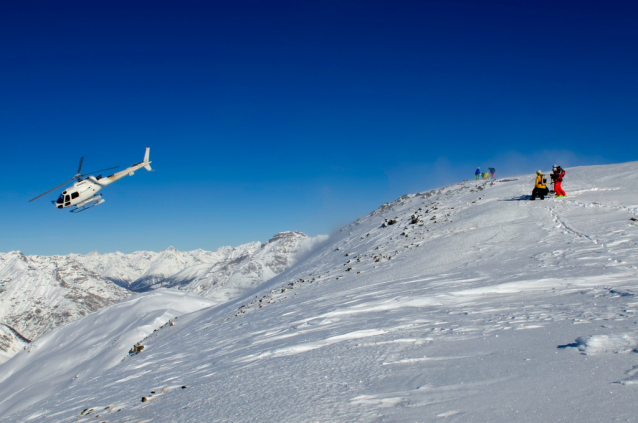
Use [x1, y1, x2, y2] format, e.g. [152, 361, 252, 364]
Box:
[29, 148, 152, 213]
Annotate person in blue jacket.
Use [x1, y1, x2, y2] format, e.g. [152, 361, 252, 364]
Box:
[475, 167, 481, 180]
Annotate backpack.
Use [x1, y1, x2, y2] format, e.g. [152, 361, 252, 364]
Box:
[555, 168, 565, 182]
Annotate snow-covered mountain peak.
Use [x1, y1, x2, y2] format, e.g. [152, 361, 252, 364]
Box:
[0, 251, 28, 265]
[267, 230, 306, 243]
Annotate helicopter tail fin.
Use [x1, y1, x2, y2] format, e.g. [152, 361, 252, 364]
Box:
[143, 148, 152, 171]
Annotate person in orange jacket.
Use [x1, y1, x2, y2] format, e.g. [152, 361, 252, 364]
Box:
[531, 170, 549, 200]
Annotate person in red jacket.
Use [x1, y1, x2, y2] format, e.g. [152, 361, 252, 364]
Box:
[551, 165, 566, 197]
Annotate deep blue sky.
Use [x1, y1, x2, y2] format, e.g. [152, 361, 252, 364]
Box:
[1, 0, 636, 255]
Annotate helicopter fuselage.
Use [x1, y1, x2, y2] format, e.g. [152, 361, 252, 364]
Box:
[53, 153, 151, 210]
[54, 177, 104, 209]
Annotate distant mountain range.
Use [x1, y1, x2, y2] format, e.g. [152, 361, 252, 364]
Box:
[0, 231, 326, 363]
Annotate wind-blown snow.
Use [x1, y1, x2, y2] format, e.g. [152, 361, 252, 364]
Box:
[2, 162, 638, 421]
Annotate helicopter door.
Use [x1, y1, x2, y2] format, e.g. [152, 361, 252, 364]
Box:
[64, 195, 70, 207]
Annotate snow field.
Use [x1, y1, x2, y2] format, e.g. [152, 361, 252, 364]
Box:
[0, 290, 216, 418]
[2, 161, 638, 421]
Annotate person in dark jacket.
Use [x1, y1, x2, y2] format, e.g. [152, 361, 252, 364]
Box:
[531, 170, 549, 200]
[475, 167, 481, 180]
[488, 167, 495, 179]
[551, 165, 566, 197]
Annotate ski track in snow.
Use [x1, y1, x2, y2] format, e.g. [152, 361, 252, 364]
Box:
[2, 162, 638, 421]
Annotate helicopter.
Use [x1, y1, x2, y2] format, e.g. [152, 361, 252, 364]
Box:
[29, 148, 153, 213]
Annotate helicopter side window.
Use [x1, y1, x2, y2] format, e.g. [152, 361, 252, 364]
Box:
[65, 195, 70, 202]
[71, 192, 79, 199]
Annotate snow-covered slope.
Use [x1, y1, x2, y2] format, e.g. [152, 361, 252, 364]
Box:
[0, 290, 216, 418]
[0, 252, 130, 363]
[3, 162, 638, 421]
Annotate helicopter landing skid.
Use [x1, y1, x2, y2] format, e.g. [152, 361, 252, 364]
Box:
[71, 198, 105, 213]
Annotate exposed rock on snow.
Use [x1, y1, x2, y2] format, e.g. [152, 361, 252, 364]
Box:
[0, 324, 29, 364]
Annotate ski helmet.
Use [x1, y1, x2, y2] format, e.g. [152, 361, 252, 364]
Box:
[536, 170, 542, 175]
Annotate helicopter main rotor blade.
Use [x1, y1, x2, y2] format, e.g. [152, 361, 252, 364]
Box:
[78, 166, 119, 177]
[77, 157, 84, 175]
[28, 177, 78, 202]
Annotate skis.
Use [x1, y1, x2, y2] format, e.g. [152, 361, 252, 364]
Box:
[70, 199, 105, 213]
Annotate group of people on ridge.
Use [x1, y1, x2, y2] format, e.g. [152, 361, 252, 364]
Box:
[531, 165, 566, 200]
[475, 167, 495, 179]
[473, 165, 566, 200]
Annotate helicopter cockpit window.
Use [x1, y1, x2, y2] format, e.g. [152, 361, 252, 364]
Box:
[71, 192, 79, 199]
[56, 194, 64, 204]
